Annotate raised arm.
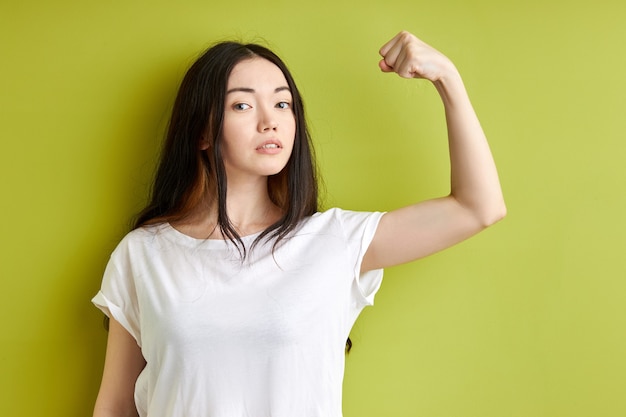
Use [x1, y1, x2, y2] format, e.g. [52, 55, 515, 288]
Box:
[361, 31, 506, 272]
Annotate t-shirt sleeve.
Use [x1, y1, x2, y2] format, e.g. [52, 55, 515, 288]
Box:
[91, 243, 142, 346]
[335, 208, 386, 308]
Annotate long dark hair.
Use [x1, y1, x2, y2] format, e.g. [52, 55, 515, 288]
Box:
[135, 41, 318, 256]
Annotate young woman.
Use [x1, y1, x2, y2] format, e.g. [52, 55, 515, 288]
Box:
[92, 31, 505, 417]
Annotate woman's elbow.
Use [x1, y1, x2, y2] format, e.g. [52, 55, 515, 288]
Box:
[480, 201, 507, 228]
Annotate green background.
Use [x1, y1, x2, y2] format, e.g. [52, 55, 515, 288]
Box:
[2, 0, 625, 416]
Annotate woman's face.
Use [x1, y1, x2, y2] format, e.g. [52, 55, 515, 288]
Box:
[214, 57, 296, 183]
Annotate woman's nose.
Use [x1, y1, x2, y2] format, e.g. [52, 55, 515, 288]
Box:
[257, 107, 278, 132]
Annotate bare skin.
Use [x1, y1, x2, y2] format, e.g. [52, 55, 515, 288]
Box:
[93, 318, 145, 417]
[362, 31, 506, 271]
[93, 31, 505, 416]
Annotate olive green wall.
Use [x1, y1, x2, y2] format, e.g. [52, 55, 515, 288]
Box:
[2, 1, 625, 416]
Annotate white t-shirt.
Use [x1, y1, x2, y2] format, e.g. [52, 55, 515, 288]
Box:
[92, 208, 385, 417]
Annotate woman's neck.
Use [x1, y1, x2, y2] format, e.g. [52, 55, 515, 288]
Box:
[171, 177, 283, 239]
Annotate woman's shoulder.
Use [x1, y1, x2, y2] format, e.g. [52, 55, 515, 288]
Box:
[122, 222, 170, 241]
[305, 208, 385, 235]
[312, 207, 384, 221]
[307, 207, 345, 228]
[110, 223, 173, 255]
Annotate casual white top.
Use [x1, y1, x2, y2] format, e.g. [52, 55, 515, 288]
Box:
[92, 208, 385, 417]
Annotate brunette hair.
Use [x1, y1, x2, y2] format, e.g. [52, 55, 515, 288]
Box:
[134, 41, 318, 256]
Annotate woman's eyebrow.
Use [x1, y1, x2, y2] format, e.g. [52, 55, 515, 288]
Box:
[226, 86, 291, 94]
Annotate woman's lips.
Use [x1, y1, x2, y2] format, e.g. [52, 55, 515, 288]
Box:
[256, 140, 282, 154]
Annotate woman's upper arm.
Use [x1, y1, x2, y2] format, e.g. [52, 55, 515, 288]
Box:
[93, 317, 146, 417]
[362, 195, 501, 272]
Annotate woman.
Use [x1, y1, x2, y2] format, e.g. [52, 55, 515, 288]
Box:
[92, 31, 505, 417]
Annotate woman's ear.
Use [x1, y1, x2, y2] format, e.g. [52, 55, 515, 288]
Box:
[199, 136, 210, 150]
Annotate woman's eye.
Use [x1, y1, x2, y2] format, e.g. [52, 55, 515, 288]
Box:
[233, 103, 251, 111]
[276, 101, 291, 110]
